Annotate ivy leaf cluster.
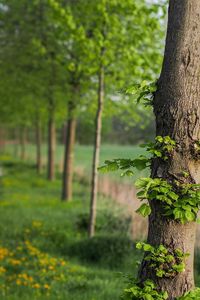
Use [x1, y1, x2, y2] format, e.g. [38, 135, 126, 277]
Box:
[143, 136, 176, 161]
[135, 177, 178, 218]
[122, 279, 168, 300]
[136, 242, 189, 278]
[177, 288, 200, 300]
[123, 80, 157, 107]
[98, 156, 150, 177]
[99, 136, 176, 177]
[135, 177, 200, 223]
[165, 183, 200, 223]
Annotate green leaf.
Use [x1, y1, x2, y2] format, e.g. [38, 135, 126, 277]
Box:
[155, 136, 163, 143]
[144, 280, 155, 289]
[173, 263, 185, 273]
[157, 245, 168, 254]
[168, 191, 179, 200]
[143, 295, 154, 300]
[135, 178, 152, 189]
[156, 269, 166, 277]
[185, 211, 196, 222]
[163, 291, 168, 300]
[133, 157, 149, 171]
[120, 170, 134, 177]
[165, 255, 174, 263]
[136, 203, 151, 217]
[174, 249, 183, 257]
[136, 242, 143, 250]
[173, 208, 185, 220]
[143, 244, 154, 252]
[137, 190, 147, 199]
[98, 160, 119, 173]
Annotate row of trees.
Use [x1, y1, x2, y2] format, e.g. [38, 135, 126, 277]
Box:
[0, 0, 165, 236]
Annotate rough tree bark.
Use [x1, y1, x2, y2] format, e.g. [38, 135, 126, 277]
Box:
[139, 1, 200, 299]
[61, 101, 77, 201]
[36, 120, 42, 174]
[88, 66, 104, 237]
[47, 108, 56, 181]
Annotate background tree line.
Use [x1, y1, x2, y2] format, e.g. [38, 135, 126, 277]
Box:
[0, 0, 165, 235]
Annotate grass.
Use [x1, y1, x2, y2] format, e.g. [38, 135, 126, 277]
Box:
[0, 155, 140, 300]
[5, 143, 146, 170]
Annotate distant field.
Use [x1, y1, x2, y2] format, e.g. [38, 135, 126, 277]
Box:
[5, 143, 147, 178]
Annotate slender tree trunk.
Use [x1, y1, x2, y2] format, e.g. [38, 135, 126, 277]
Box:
[13, 128, 19, 158]
[36, 121, 42, 174]
[20, 127, 27, 161]
[139, 1, 200, 299]
[61, 105, 77, 201]
[47, 113, 56, 181]
[62, 122, 68, 145]
[88, 66, 104, 238]
[0, 127, 5, 154]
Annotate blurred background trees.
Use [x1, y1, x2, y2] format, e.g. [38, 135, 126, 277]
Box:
[0, 0, 165, 232]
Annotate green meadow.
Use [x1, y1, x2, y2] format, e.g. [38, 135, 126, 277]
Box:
[0, 153, 140, 300]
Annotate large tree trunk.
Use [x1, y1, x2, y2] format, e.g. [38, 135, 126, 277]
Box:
[36, 121, 42, 174]
[61, 102, 77, 201]
[88, 66, 104, 237]
[139, 1, 200, 299]
[47, 113, 56, 181]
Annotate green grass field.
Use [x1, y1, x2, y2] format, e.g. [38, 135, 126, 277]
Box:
[5, 143, 149, 182]
[5, 143, 146, 170]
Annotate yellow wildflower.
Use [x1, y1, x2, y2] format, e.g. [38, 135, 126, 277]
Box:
[16, 246, 23, 251]
[9, 258, 21, 265]
[33, 283, 40, 289]
[16, 279, 22, 285]
[32, 221, 42, 228]
[18, 273, 34, 283]
[44, 284, 50, 290]
[0, 247, 9, 260]
[0, 266, 6, 273]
